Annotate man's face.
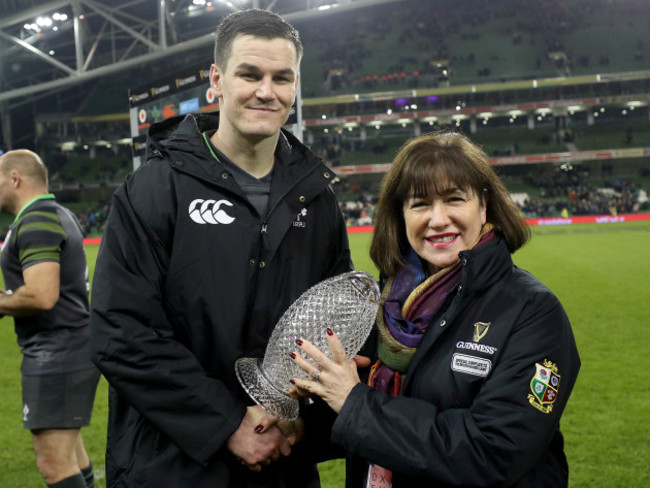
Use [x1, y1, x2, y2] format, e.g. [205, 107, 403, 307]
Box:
[210, 34, 299, 144]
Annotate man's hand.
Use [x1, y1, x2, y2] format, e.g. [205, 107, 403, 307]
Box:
[226, 406, 292, 471]
[276, 417, 305, 446]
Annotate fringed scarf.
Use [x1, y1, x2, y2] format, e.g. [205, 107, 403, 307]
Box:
[364, 224, 495, 487]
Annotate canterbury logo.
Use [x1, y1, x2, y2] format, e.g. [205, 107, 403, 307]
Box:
[188, 199, 235, 225]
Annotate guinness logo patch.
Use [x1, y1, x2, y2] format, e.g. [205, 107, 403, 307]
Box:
[473, 321, 490, 342]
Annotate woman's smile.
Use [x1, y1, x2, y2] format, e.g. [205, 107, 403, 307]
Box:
[403, 186, 486, 274]
[425, 233, 458, 247]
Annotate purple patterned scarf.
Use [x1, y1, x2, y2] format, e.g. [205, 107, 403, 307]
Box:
[369, 225, 495, 395]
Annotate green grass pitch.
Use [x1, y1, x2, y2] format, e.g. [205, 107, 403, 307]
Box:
[0, 221, 648, 487]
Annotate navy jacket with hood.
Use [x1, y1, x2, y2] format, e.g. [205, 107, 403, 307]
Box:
[332, 238, 580, 488]
[90, 113, 351, 488]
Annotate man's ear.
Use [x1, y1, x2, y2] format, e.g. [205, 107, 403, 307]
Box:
[9, 170, 21, 189]
[209, 63, 223, 98]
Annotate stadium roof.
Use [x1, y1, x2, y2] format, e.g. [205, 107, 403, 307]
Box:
[0, 0, 403, 105]
[0, 0, 404, 149]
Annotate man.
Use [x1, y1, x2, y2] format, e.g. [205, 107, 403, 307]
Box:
[90, 8, 351, 488]
[0, 149, 99, 488]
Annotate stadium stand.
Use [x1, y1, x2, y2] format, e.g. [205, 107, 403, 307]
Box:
[1, 0, 649, 226]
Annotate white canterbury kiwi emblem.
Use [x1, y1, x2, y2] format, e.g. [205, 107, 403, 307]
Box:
[189, 199, 235, 224]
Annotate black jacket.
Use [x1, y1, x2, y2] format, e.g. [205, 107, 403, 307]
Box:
[90, 113, 351, 487]
[332, 238, 580, 488]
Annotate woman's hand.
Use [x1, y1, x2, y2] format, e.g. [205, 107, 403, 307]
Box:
[289, 327, 362, 414]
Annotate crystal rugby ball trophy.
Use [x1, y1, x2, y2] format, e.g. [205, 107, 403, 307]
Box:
[235, 271, 380, 420]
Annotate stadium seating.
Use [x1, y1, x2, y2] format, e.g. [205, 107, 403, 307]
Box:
[27, 0, 649, 224]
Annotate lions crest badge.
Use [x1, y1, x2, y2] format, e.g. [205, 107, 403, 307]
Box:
[528, 359, 561, 414]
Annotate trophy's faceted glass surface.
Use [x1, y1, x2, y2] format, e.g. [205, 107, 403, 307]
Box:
[235, 271, 380, 420]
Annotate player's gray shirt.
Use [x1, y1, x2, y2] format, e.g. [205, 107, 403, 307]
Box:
[1, 195, 92, 375]
[204, 133, 273, 217]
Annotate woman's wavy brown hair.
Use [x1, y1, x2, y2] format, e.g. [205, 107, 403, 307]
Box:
[369, 131, 530, 277]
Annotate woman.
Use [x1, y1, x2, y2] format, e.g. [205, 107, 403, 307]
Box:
[290, 132, 580, 487]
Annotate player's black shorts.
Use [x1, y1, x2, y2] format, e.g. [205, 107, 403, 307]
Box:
[21, 367, 100, 430]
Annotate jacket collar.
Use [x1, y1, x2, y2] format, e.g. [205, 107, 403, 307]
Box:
[402, 237, 513, 388]
[145, 112, 329, 188]
[458, 237, 514, 292]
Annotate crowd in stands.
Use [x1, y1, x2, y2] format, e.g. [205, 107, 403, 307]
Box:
[339, 193, 376, 227]
[300, 0, 650, 96]
[337, 169, 649, 227]
[77, 203, 111, 237]
[518, 173, 648, 218]
[301, 0, 463, 94]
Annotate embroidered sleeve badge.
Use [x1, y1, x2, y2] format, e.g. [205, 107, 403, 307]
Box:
[528, 359, 561, 414]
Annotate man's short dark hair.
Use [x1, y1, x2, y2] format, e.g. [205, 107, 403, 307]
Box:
[213, 8, 303, 71]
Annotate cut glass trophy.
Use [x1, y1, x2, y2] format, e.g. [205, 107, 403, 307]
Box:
[235, 271, 380, 420]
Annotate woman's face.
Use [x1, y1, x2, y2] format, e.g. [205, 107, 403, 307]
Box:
[403, 184, 487, 274]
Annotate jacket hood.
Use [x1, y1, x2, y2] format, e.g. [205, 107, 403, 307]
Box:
[144, 112, 323, 182]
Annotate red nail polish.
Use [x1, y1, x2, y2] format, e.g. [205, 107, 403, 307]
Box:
[296, 339, 303, 346]
[255, 424, 263, 433]
[290, 379, 296, 384]
[289, 352, 296, 359]
[326, 328, 334, 336]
